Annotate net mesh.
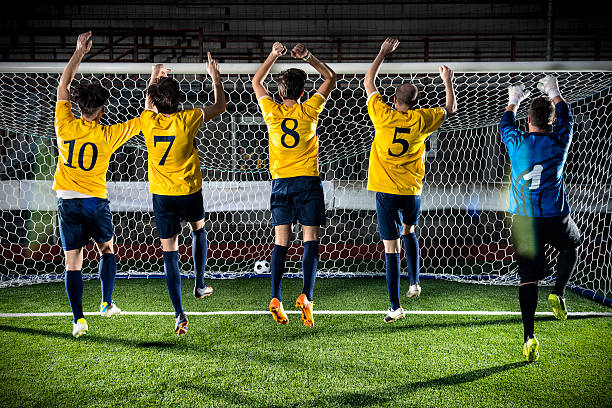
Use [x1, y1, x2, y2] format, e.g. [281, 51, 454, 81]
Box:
[0, 65, 610, 302]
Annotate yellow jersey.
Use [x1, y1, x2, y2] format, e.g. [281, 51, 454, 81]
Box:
[140, 109, 204, 196]
[366, 92, 446, 195]
[52, 101, 141, 198]
[259, 94, 326, 179]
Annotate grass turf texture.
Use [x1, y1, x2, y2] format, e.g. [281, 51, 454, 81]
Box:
[0, 278, 610, 408]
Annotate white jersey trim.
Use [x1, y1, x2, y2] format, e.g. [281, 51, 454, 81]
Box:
[366, 91, 380, 105]
[56, 190, 96, 199]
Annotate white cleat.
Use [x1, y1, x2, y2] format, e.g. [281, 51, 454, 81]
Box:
[406, 284, 422, 298]
[100, 301, 121, 317]
[383, 307, 406, 324]
[72, 318, 88, 338]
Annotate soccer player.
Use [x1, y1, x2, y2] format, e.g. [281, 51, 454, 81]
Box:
[252, 42, 336, 327]
[141, 52, 226, 335]
[500, 76, 581, 362]
[54, 31, 142, 337]
[364, 38, 456, 323]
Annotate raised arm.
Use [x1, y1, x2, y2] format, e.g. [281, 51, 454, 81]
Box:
[364, 38, 399, 97]
[145, 64, 171, 111]
[506, 84, 531, 114]
[57, 31, 93, 102]
[538, 75, 572, 136]
[290, 44, 337, 98]
[500, 84, 530, 142]
[202, 52, 226, 121]
[251, 42, 287, 101]
[439, 65, 457, 117]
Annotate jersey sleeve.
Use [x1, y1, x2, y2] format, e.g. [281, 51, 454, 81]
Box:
[258, 96, 277, 116]
[367, 92, 396, 127]
[499, 110, 522, 146]
[418, 107, 446, 134]
[302, 93, 327, 119]
[106, 118, 142, 151]
[553, 101, 574, 145]
[183, 108, 204, 128]
[54, 101, 76, 135]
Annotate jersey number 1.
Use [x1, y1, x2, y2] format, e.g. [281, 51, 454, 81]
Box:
[523, 164, 543, 190]
[154, 135, 176, 165]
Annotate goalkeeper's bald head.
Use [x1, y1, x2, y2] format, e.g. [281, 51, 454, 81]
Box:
[395, 83, 418, 110]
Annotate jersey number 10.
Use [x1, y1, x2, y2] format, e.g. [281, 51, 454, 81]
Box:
[63, 140, 98, 171]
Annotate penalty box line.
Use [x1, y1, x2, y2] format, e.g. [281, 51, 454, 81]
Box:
[1, 311, 611, 317]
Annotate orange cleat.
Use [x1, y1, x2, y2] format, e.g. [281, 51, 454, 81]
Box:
[296, 294, 314, 327]
[269, 298, 289, 325]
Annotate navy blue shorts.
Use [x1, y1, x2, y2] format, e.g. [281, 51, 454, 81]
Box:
[376, 192, 421, 240]
[511, 214, 581, 283]
[57, 197, 114, 251]
[270, 176, 325, 227]
[152, 189, 205, 239]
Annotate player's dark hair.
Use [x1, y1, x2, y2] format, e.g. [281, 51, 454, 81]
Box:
[529, 96, 555, 130]
[395, 83, 418, 109]
[72, 83, 110, 117]
[147, 77, 180, 114]
[277, 68, 307, 100]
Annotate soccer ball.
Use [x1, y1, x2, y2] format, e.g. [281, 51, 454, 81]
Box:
[254, 260, 270, 274]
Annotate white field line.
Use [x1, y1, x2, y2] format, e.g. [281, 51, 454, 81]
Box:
[0, 311, 611, 318]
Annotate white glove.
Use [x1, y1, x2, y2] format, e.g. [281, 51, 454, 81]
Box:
[507, 84, 530, 106]
[537, 75, 560, 99]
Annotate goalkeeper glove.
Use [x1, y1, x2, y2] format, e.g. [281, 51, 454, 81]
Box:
[507, 84, 530, 107]
[537, 75, 561, 99]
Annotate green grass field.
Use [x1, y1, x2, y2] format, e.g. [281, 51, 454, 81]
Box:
[0, 278, 610, 407]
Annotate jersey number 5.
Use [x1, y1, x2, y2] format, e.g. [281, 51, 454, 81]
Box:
[523, 164, 543, 190]
[388, 127, 410, 157]
[280, 119, 300, 149]
[63, 140, 98, 171]
[154, 135, 176, 165]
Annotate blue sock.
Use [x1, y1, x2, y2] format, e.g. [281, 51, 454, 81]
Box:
[402, 233, 420, 285]
[385, 253, 401, 310]
[163, 251, 183, 317]
[270, 244, 288, 302]
[302, 241, 319, 301]
[65, 270, 84, 323]
[192, 228, 207, 290]
[99, 253, 117, 304]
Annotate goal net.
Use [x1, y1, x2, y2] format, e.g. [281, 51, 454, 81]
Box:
[0, 62, 610, 304]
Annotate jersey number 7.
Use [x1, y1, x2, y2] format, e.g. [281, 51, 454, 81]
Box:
[388, 127, 410, 157]
[154, 135, 175, 165]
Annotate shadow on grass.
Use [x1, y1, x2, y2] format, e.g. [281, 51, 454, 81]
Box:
[177, 361, 529, 408]
[314, 361, 530, 407]
[0, 324, 192, 351]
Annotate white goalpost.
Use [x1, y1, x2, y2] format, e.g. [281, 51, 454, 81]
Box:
[0, 61, 610, 305]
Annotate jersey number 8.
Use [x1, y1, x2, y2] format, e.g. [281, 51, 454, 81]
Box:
[280, 119, 300, 149]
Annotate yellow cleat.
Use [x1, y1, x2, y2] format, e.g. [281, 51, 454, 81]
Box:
[269, 298, 289, 325]
[296, 294, 314, 328]
[523, 336, 540, 362]
[548, 294, 568, 320]
[72, 318, 88, 338]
